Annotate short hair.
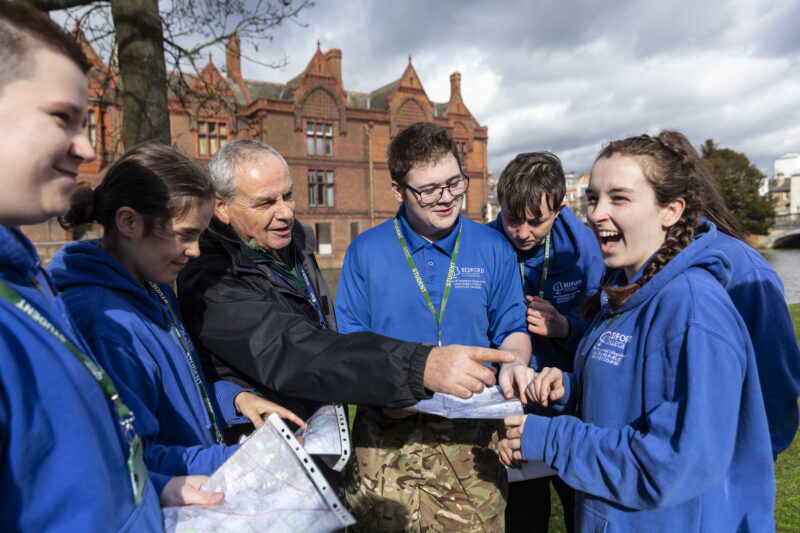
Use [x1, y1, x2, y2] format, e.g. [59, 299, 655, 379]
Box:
[0, 1, 90, 93]
[60, 142, 214, 240]
[209, 139, 290, 200]
[496, 152, 566, 221]
[388, 122, 460, 186]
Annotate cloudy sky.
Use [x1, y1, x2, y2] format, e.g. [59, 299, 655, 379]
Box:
[222, 0, 798, 176]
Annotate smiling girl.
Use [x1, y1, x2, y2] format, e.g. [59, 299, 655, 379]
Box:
[503, 132, 774, 531]
[49, 143, 302, 500]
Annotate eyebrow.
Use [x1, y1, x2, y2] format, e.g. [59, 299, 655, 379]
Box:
[248, 184, 294, 205]
[415, 173, 463, 189]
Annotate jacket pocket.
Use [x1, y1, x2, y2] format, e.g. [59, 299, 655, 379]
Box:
[578, 504, 609, 533]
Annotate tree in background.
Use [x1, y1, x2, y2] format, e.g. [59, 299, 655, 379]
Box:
[701, 139, 776, 235]
[25, 0, 312, 149]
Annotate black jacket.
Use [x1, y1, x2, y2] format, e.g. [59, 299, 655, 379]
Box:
[177, 218, 433, 420]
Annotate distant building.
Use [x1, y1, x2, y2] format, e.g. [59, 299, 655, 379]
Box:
[770, 153, 800, 216]
[565, 172, 589, 222]
[23, 33, 489, 267]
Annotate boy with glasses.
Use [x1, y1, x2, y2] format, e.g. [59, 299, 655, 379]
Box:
[336, 121, 531, 531]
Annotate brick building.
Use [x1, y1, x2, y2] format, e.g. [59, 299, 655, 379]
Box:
[24, 35, 489, 268]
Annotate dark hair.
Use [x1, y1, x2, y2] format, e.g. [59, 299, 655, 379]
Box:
[580, 130, 705, 318]
[0, 1, 90, 93]
[388, 122, 460, 186]
[60, 143, 215, 241]
[497, 151, 566, 220]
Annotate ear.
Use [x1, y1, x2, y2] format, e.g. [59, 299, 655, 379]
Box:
[661, 197, 686, 229]
[557, 202, 567, 214]
[214, 195, 231, 225]
[114, 206, 143, 240]
[391, 181, 404, 204]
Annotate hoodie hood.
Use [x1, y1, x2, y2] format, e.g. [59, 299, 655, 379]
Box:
[0, 226, 41, 285]
[49, 239, 167, 325]
[600, 219, 732, 317]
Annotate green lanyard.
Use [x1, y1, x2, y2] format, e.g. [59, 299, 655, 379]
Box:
[393, 217, 462, 347]
[518, 232, 551, 298]
[147, 282, 224, 444]
[0, 279, 147, 505]
[575, 312, 621, 415]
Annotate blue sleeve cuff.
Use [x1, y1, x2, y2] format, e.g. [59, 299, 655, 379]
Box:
[149, 470, 171, 498]
[547, 371, 576, 413]
[554, 312, 585, 353]
[521, 414, 552, 462]
[212, 380, 252, 426]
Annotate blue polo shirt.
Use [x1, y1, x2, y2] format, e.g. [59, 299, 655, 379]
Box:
[336, 206, 527, 347]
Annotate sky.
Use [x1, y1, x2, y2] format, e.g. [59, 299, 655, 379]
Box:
[58, 0, 800, 177]
[227, 0, 800, 176]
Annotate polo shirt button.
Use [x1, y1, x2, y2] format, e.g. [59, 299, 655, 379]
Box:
[428, 260, 434, 266]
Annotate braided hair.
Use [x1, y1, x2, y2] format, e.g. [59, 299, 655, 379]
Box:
[580, 130, 704, 318]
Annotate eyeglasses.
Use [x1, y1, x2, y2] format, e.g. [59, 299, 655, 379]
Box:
[404, 173, 470, 206]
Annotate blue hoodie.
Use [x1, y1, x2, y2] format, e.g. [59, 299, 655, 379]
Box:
[487, 206, 603, 370]
[519, 221, 775, 532]
[696, 218, 800, 458]
[0, 227, 162, 532]
[49, 240, 244, 494]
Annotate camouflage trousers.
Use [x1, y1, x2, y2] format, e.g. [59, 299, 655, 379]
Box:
[345, 406, 507, 532]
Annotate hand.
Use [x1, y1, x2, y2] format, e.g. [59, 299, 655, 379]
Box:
[424, 345, 515, 399]
[498, 362, 536, 404]
[382, 407, 416, 419]
[160, 475, 224, 507]
[234, 391, 305, 430]
[498, 427, 522, 468]
[526, 366, 564, 407]
[526, 295, 570, 339]
[504, 414, 528, 462]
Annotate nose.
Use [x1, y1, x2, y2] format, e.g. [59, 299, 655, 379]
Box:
[185, 239, 201, 259]
[587, 199, 607, 226]
[276, 198, 295, 220]
[71, 130, 96, 164]
[517, 223, 532, 240]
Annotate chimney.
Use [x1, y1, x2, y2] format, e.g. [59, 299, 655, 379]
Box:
[226, 34, 241, 80]
[324, 47, 342, 82]
[450, 71, 462, 99]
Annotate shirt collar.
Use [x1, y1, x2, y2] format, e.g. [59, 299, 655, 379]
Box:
[396, 205, 462, 256]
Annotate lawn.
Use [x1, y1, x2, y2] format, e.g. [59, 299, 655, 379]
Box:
[348, 303, 800, 531]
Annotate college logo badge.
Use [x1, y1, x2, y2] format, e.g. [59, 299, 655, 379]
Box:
[590, 330, 632, 367]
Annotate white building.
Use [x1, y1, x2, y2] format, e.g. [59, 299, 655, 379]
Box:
[771, 153, 800, 215]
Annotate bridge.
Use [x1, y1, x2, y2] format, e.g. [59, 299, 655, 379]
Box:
[760, 213, 800, 248]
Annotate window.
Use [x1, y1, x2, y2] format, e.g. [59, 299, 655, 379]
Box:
[350, 222, 359, 241]
[197, 120, 228, 157]
[307, 122, 333, 156]
[308, 170, 335, 207]
[457, 141, 467, 167]
[315, 223, 332, 255]
[87, 109, 98, 149]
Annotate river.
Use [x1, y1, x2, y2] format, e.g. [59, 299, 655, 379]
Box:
[760, 248, 800, 305]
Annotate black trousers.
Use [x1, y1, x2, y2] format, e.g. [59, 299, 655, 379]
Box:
[506, 475, 575, 533]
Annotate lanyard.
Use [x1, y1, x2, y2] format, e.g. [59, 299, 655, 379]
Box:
[518, 232, 551, 298]
[0, 279, 147, 505]
[575, 312, 621, 415]
[297, 261, 327, 328]
[393, 217, 462, 347]
[147, 282, 224, 445]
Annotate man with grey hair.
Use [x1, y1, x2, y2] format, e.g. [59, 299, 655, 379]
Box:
[178, 139, 515, 428]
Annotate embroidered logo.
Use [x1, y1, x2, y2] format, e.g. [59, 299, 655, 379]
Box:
[551, 279, 583, 304]
[453, 265, 486, 289]
[590, 330, 632, 367]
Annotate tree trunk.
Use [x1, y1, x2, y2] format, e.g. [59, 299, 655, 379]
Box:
[110, 0, 169, 148]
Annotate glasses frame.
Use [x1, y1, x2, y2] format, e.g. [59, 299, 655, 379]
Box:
[404, 172, 470, 206]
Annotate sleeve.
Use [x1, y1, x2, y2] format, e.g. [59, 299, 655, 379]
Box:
[148, 470, 171, 497]
[88, 334, 236, 478]
[487, 241, 528, 346]
[520, 324, 746, 510]
[553, 309, 587, 355]
[210, 379, 251, 427]
[727, 266, 800, 458]
[334, 240, 372, 334]
[178, 259, 433, 408]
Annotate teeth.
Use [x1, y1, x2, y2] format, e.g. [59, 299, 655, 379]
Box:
[598, 231, 619, 238]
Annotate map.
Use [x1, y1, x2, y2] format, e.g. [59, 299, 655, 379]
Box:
[408, 385, 525, 419]
[162, 413, 355, 533]
[295, 404, 350, 471]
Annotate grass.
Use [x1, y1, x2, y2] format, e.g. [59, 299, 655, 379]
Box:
[346, 304, 800, 532]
